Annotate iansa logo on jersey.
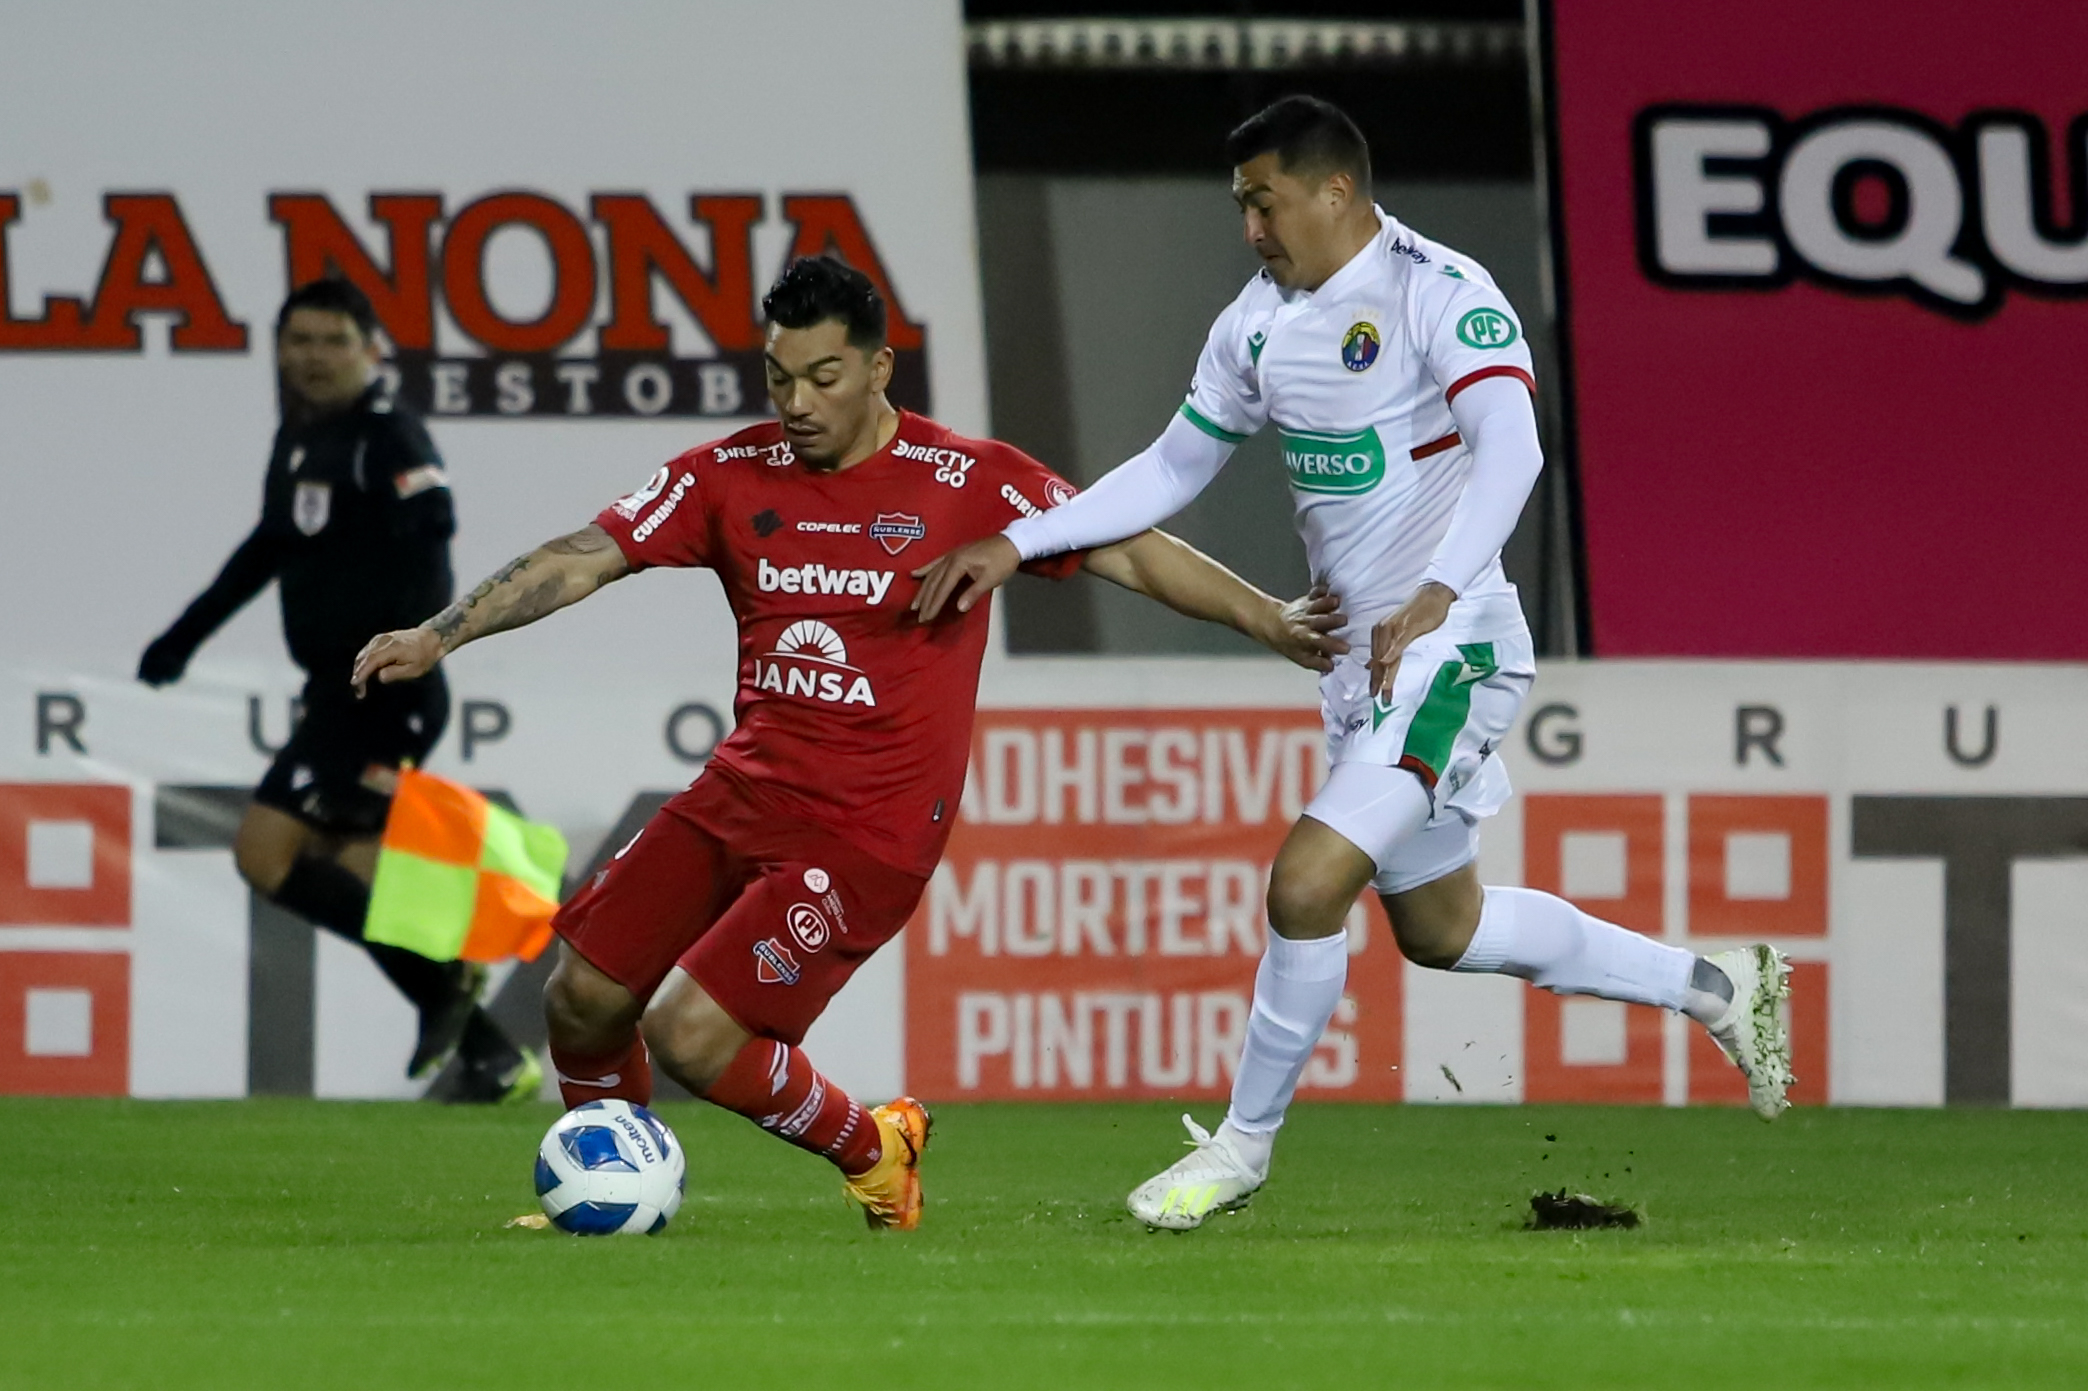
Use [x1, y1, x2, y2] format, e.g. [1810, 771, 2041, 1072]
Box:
[751, 619, 877, 707]
[1456, 308, 1518, 349]
[1341, 320, 1380, 372]
[1280, 427, 1386, 495]
[870, 512, 926, 555]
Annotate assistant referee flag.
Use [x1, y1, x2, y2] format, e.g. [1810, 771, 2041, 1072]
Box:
[365, 769, 566, 962]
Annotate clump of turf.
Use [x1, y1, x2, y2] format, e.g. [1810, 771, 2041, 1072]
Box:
[1528, 1189, 1641, 1230]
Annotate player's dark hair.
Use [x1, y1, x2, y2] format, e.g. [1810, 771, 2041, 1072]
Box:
[762, 255, 887, 352]
[1225, 95, 1372, 191]
[276, 276, 381, 341]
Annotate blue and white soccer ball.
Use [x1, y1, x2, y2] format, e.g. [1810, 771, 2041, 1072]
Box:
[534, 1099, 686, 1235]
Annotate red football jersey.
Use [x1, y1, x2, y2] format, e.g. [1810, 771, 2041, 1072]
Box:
[594, 410, 1084, 876]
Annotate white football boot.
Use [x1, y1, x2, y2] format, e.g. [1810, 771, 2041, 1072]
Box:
[1702, 944, 1794, 1120]
[1126, 1115, 1267, 1231]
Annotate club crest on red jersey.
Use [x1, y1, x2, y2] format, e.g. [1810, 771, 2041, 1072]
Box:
[870, 511, 926, 555]
[1044, 478, 1077, 508]
[753, 938, 802, 985]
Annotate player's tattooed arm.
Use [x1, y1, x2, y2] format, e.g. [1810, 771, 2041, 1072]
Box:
[350, 524, 630, 696]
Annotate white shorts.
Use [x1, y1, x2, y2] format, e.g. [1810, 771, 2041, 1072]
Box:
[1304, 593, 1534, 895]
[1308, 761, 1482, 894]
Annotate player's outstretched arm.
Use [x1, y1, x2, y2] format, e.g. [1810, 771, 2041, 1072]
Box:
[350, 524, 630, 695]
[1083, 529, 1349, 673]
[912, 413, 1238, 623]
[910, 533, 1022, 622]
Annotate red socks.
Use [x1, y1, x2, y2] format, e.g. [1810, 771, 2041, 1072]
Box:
[550, 1034, 654, 1110]
[704, 1039, 883, 1177]
[554, 1033, 882, 1179]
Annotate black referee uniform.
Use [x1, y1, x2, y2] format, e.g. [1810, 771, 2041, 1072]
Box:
[142, 376, 524, 1096]
[143, 377, 453, 825]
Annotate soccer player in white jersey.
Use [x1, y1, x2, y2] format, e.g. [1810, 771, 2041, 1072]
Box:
[918, 97, 1798, 1229]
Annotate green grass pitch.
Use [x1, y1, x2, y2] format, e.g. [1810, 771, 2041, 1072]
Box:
[4, 1099, 2084, 1390]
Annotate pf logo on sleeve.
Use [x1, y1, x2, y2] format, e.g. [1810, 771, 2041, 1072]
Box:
[1456, 308, 1518, 349]
[786, 902, 832, 953]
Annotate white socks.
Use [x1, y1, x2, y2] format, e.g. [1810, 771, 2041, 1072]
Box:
[1452, 885, 1692, 1011]
[1221, 929, 1348, 1165]
[1217, 885, 1701, 1174]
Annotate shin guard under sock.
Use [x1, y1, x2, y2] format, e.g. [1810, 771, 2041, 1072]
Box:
[704, 1039, 883, 1176]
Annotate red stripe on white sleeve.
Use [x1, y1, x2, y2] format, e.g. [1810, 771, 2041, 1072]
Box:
[1445, 365, 1536, 404]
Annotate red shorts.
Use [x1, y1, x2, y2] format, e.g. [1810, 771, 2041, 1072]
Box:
[552, 769, 928, 1046]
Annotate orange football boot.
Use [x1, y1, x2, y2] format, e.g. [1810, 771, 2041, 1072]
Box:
[842, 1097, 932, 1230]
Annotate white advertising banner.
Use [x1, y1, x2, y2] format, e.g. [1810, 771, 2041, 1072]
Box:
[910, 657, 2088, 1111]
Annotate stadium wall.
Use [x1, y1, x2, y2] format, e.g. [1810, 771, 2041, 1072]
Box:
[8, 657, 2087, 1109]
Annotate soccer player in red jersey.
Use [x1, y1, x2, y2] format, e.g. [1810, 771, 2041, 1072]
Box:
[351, 257, 1343, 1229]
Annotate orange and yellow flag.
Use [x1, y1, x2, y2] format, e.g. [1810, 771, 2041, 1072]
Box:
[365, 769, 567, 963]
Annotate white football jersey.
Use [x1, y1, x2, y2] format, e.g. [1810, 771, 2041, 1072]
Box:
[1182, 209, 1536, 640]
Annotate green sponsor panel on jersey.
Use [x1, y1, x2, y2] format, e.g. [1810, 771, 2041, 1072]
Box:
[1280, 426, 1386, 495]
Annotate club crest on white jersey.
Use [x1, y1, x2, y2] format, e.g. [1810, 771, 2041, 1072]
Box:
[1179, 208, 1536, 634]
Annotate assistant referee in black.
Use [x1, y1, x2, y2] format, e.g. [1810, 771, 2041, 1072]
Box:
[139, 277, 535, 1103]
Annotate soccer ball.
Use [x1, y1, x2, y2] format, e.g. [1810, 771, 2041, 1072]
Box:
[533, 1099, 686, 1235]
